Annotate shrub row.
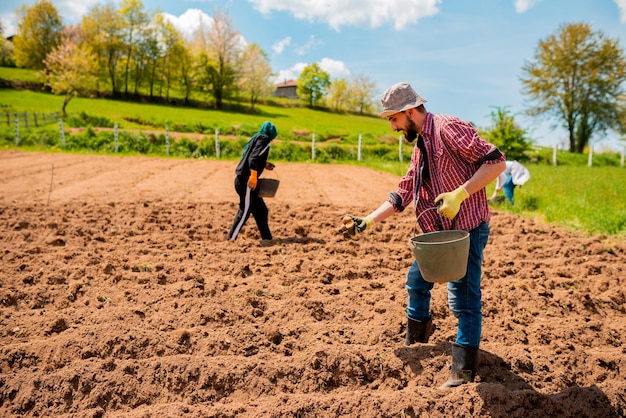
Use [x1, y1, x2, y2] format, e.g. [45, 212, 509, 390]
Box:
[0, 125, 416, 163]
[2, 122, 624, 167]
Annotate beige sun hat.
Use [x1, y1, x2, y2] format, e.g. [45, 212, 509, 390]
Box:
[380, 82, 427, 118]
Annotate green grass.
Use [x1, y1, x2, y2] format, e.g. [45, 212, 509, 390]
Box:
[1, 85, 625, 237]
[352, 161, 626, 237]
[0, 66, 40, 83]
[493, 165, 626, 236]
[0, 87, 393, 143]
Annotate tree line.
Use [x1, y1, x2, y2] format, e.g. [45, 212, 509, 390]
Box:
[1, 0, 378, 117]
[1, 0, 625, 154]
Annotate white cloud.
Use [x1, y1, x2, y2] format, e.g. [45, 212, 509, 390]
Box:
[272, 36, 291, 54]
[271, 62, 308, 83]
[162, 9, 214, 41]
[1, 13, 16, 36]
[57, 0, 101, 23]
[294, 35, 321, 55]
[616, 0, 626, 23]
[514, 0, 543, 13]
[272, 58, 350, 84]
[318, 58, 351, 78]
[161, 8, 248, 49]
[247, 0, 441, 31]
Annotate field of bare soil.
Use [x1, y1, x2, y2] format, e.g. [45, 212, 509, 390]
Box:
[0, 150, 624, 417]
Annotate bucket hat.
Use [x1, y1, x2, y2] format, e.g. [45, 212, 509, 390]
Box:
[380, 82, 427, 118]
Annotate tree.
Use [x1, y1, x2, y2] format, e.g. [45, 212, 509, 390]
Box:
[81, 4, 124, 96]
[0, 21, 14, 67]
[134, 24, 161, 97]
[326, 78, 349, 112]
[194, 9, 242, 109]
[154, 15, 188, 101]
[297, 63, 330, 107]
[119, 0, 150, 96]
[348, 74, 377, 115]
[619, 100, 626, 142]
[41, 35, 97, 116]
[238, 43, 272, 111]
[176, 42, 195, 104]
[521, 23, 626, 153]
[13, 0, 63, 70]
[484, 107, 532, 161]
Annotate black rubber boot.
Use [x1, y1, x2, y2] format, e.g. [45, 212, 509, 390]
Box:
[405, 317, 433, 346]
[439, 342, 479, 389]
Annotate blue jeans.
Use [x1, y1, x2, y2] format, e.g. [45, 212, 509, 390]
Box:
[405, 222, 490, 347]
[503, 175, 516, 204]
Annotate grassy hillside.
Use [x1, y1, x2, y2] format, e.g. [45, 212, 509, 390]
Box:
[0, 66, 41, 83]
[0, 89, 394, 143]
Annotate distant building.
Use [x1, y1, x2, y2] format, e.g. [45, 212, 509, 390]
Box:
[273, 79, 298, 99]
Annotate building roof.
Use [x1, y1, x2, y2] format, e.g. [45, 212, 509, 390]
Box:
[274, 79, 297, 88]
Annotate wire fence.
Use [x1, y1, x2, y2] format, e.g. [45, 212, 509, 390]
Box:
[2, 111, 61, 129]
[5, 113, 625, 166]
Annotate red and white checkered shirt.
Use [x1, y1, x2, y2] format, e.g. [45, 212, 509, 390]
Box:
[387, 112, 505, 233]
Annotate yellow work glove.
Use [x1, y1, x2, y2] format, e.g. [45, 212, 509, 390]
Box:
[435, 186, 469, 220]
[248, 170, 258, 189]
[340, 214, 374, 239]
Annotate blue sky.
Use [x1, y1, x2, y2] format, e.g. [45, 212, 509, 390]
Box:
[2, 0, 626, 150]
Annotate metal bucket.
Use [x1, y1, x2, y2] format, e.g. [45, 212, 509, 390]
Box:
[257, 178, 280, 198]
[409, 230, 469, 283]
[409, 207, 470, 283]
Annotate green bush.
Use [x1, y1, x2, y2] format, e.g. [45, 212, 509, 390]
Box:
[323, 144, 354, 160]
[218, 137, 247, 159]
[66, 128, 110, 152]
[271, 141, 310, 162]
[171, 137, 199, 158]
[16, 127, 58, 148]
[66, 111, 114, 128]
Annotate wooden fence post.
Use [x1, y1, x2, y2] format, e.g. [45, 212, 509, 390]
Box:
[357, 134, 362, 161]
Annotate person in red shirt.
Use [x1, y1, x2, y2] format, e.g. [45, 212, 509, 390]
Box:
[340, 82, 505, 389]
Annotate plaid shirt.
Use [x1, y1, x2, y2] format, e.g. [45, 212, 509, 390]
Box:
[387, 112, 505, 233]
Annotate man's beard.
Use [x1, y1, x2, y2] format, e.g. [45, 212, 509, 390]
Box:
[404, 118, 418, 142]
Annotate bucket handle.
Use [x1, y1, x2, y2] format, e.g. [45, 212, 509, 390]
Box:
[413, 207, 437, 235]
[262, 163, 277, 179]
[413, 206, 458, 235]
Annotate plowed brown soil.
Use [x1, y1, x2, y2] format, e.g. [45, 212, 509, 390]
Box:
[0, 150, 624, 418]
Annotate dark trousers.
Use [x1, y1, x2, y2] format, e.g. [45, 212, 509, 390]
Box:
[227, 177, 272, 240]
